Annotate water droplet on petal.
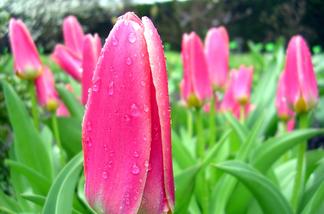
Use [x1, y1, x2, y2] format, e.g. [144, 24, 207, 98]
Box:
[102, 171, 108, 179]
[130, 104, 140, 117]
[108, 81, 114, 95]
[112, 35, 118, 46]
[140, 80, 145, 86]
[86, 137, 92, 147]
[126, 57, 132, 65]
[86, 121, 92, 132]
[143, 104, 149, 113]
[124, 114, 131, 122]
[92, 79, 101, 92]
[131, 164, 140, 175]
[128, 32, 137, 43]
[133, 151, 139, 158]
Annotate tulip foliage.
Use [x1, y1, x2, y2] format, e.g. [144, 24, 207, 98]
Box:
[1, 12, 324, 214]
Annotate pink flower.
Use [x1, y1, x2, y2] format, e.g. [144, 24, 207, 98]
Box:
[9, 18, 42, 79]
[205, 26, 229, 90]
[56, 101, 70, 117]
[283, 35, 318, 113]
[63, 15, 85, 59]
[51, 44, 82, 81]
[180, 32, 212, 107]
[232, 65, 253, 105]
[275, 72, 294, 121]
[82, 12, 174, 213]
[287, 118, 295, 132]
[35, 67, 59, 111]
[81, 34, 102, 105]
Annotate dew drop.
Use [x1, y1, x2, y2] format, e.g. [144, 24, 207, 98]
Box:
[130, 104, 140, 117]
[86, 121, 92, 132]
[144, 160, 149, 168]
[133, 151, 139, 158]
[140, 80, 145, 87]
[92, 79, 101, 92]
[143, 104, 149, 113]
[86, 137, 92, 147]
[108, 81, 114, 95]
[112, 35, 118, 46]
[131, 164, 140, 175]
[102, 171, 108, 180]
[126, 57, 132, 65]
[128, 32, 137, 43]
[124, 114, 131, 122]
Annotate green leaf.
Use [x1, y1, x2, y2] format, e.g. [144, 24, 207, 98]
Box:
[0, 190, 21, 213]
[172, 129, 195, 169]
[21, 193, 46, 206]
[57, 84, 83, 121]
[77, 176, 97, 214]
[215, 161, 293, 214]
[252, 129, 324, 172]
[301, 181, 324, 214]
[5, 160, 51, 195]
[42, 152, 83, 214]
[174, 164, 201, 214]
[224, 113, 247, 142]
[2, 80, 54, 179]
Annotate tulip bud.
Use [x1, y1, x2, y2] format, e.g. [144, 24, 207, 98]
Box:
[82, 12, 174, 213]
[180, 32, 212, 107]
[284, 35, 318, 113]
[232, 65, 253, 105]
[205, 26, 229, 91]
[9, 18, 42, 80]
[35, 67, 59, 111]
[63, 15, 85, 59]
[51, 44, 82, 81]
[82, 34, 102, 105]
[275, 72, 294, 121]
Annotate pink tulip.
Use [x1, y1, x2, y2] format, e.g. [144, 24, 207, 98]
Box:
[283, 35, 318, 113]
[81, 34, 102, 105]
[51, 44, 82, 81]
[35, 67, 59, 111]
[63, 15, 85, 59]
[287, 119, 295, 132]
[180, 32, 212, 107]
[82, 12, 174, 213]
[275, 72, 294, 121]
[9, 18, 42, 79]
[232, 65, 253, 105]
[56, 101, 70, 117]
[205, 26, 229, 90]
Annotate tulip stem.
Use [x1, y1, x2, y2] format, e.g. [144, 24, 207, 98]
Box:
[196, 109, 205, 158]
[290, 113, 308, 211]
[51, 113, 62, 150]
[239, 105, 245, 124]
[209, 95, 216, 146]
[28, 81, 39, 130]
[187, 109, 193, 138]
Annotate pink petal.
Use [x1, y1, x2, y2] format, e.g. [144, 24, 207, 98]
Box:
[81, 34, 102, 105]
[51, 44, 82, 81]
[9, 18, 42, 79]
[189, 32, 212, 101]
[232, 65, 253, 104]
[56, 101, 70, 117]
[141, 16, 174, 213]
[82, 14, 152, 213]
[275, 72, 294, 120]
[63, 15, 84, 59]
[205, 26, 229, 89]
[180, 33, 193, 101]
[35, 67, 59, 111]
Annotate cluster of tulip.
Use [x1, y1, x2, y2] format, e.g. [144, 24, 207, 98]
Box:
[1, 9, 323, 214]
[180, 28, 318, 129]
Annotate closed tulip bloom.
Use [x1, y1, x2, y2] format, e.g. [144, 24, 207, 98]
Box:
[180, 32, 212, 107]
[35, 67, 59, 111]
[82, 12, 174, 214]
[284, 35, 318, 113]
[276, 72, 294, 121]
[9, 18, 42, 79]
[63, 15, 85, 58]
[82, 34, 102, 105]
[205, 26, 229, 90]
[232, 65, 253, 105]
[51, 44, 82, 81]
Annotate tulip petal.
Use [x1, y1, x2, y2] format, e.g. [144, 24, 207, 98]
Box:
[141, 16, 174, 213]
[63, 15, 84, 58]
[180, 33, 192, 101]
[9, 19, 42, 79]
[82, 34, 102, 105]
[82, 16, 152, 213]
[52, 44, 82, 81]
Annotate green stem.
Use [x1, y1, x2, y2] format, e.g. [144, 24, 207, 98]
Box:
[27, 81, 39, 130]
[196, 109, 205, 158]
[209, 95, 216, 146]
[239, 105, 245, 124]
[290, 113, 308, 211]
[187, 109, 193, 139]
[51, 113, 62, 150]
